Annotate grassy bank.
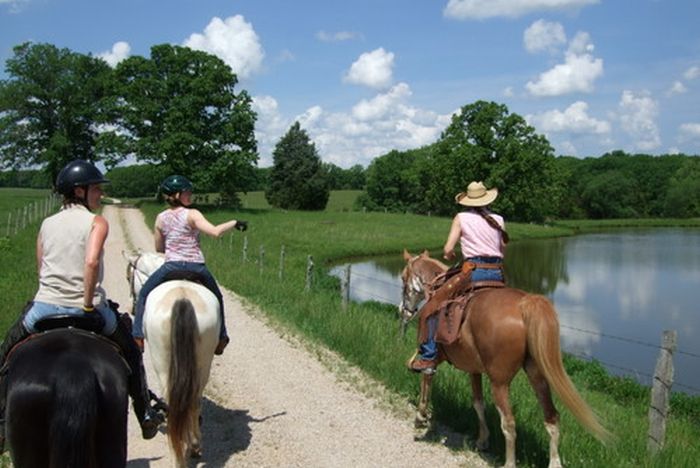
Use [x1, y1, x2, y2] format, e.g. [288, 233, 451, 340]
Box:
[136, 201, 699, 467]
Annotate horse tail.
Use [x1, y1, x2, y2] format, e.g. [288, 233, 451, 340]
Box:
[50, 370, 99, 467]
[520, 294, 611, 442]
[167, 298, 201, 463]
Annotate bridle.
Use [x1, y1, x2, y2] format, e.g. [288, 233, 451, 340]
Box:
[399, 256, 440, 322]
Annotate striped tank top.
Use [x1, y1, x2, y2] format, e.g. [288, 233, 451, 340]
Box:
[157, 207, 205, 263]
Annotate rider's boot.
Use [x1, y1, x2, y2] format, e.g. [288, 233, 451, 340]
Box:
[108, 314, 165, 439]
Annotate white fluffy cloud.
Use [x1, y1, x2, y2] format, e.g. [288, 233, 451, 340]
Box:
[683, 65, 700, 80]
[679, 123, 700, 138]
[344, 48, 395, 89]
[316, 30, 362, 42]
[526, 31, 603, 96]
[251, 83, 452, 167]
[443, 0, 599, 20]
[618, 90, 660, 151]
[98, 41, 131, 67]
[184, 15, 264, 80]
[526, 101, 610, 134]
[524, 20, 566, 54]
[667, 81, 687, 96]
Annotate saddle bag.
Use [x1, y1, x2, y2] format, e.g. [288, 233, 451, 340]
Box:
[435, 295, 469, 345]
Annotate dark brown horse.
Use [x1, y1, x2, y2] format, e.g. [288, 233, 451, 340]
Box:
[400, 249, 609, 468]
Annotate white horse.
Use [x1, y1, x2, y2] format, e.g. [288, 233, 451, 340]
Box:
[124, 251, 220, 466]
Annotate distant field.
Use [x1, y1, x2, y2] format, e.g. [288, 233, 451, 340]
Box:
[239, 190, 363, 212]
[0, 188, 53, 236]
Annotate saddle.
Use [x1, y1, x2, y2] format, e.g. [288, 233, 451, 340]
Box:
[419, 261, 505, 345]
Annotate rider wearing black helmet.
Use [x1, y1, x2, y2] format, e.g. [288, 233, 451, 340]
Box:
[0, 160, 165, 449]
[133, 175, 247, 355]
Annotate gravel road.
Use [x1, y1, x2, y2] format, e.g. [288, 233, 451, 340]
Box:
[101, 204, 488, 467]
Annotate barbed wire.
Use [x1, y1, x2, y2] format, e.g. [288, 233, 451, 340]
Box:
[568, 350, 700, 394]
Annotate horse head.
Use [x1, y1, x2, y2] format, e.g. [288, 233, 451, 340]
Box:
[399, 249, 448, 329]
[122, 250, 165, 307]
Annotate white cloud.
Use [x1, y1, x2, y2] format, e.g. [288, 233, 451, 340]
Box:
[667, 80, 687, 96]
[683, 65, 700, 80]
[98, 41, 131, 67]
[316, 30, 362, 42]
[524, 19, 566, 54]
[0, 0, 27, 13]
[184, 15, 264, 80]
[444, 0, 599, 20]
[526, 32, 603, 96]
[527, 101, 610, 134]
[344, 48, 395, 89]
[252, 83, 451, 168]
[503, 86, 515, 97]
[679, 123, 700, 138]
[618, 90, 660, 151]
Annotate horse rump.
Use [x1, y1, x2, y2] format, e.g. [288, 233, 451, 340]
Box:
[6, 331, 128, 468]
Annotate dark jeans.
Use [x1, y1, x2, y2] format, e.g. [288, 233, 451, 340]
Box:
[133, 261, 228, 340]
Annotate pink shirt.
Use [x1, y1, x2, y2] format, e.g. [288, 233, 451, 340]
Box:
[457, 210, 505, 259]
[157, 207, 205, 263]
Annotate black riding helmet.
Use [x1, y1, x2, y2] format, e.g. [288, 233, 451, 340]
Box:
[55, 160, 110, 195]
[160, 175, 193, 196]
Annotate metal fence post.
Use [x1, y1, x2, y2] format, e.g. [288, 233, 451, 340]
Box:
[305, 255, 314, 291]
[340, 264, 351, 310]
[278, 245, 285, 279]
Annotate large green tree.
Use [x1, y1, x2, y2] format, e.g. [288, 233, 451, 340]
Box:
[112, 44, 258, 202]
[0, 42, 114, 181]
[266, 121, 329, 210]
[428, 101, 562, 222]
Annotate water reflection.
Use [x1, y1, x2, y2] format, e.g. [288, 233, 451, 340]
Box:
[331, 229, 700, 395]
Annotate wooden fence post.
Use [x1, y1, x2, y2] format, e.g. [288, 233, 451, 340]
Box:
[647, 329, 677, 454]
[6, 212, 10, 237]
[278, 245, 285, 279]
[305, 255, 314, 291]
[259, 245, 265, 275]
[340, 265, 351, 310]
[242, 236, 248, 262]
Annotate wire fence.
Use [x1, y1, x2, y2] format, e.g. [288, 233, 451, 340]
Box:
[336, 264, 700, 395]
[2, 194, 60, 238]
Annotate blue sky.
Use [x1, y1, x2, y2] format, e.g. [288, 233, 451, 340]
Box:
[2, 0, 699, 168]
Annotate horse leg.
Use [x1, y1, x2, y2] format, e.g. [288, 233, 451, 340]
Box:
[470, 373, 490, 451]
[415, 372, 434, 428]
[491, 383, 517, 468]
[524, 358, 562, 468]
[189, 404, 203, 458]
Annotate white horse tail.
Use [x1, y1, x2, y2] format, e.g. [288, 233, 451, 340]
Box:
[167, 298, 201, 462]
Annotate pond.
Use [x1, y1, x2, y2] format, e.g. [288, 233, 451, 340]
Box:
[330, 229, 700, 395]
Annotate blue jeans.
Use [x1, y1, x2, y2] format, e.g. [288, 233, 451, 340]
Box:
[23, 301, 117, 335]
[419, 315, 438, 360]
[468, 256, 504, 283]
[133, 261, 227, 340]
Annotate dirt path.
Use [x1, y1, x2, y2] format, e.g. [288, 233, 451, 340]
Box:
[102, 204, 488, 467]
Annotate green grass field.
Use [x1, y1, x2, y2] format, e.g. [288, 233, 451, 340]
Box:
[1, 189, 699, 467]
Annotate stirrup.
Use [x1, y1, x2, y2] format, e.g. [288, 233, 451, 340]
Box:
[149, 390, 168, 414]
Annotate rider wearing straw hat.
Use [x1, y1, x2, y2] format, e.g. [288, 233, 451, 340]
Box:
[408, 181, 508, 373]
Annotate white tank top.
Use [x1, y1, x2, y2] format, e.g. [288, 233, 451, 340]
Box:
[33, 204, 106, 308]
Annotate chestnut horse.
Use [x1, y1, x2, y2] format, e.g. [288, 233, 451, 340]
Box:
[400, 250, 609, 468]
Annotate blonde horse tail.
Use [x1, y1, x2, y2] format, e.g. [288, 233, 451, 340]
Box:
[520, 294, 611, 443]
[167, 298, 201, 463]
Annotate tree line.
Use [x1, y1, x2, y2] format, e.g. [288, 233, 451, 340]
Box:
[2, 42, 698, 220]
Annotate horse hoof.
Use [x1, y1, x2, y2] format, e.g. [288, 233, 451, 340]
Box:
[476, 438, 489, 451]
[414, 414, 429, 429]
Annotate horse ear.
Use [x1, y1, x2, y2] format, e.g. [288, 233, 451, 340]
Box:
[421, 249, 430, 258]
[403, 249, 412, 261]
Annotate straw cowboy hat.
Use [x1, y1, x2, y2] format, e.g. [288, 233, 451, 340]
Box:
[455, 181, 498, 207]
